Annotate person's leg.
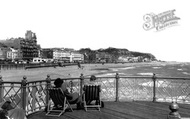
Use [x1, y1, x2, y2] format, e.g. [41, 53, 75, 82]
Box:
[67, 93, 83, 109]
[101, 101, 104, 108]
[74, 93, 84, 109]
[95, 100, 104, 108]
[69, 93, 80, 103]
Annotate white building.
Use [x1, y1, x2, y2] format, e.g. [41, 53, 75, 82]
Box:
[6, 48, 19, 61]
[52, 49, 84, 63]
[71, 52, 84, 62]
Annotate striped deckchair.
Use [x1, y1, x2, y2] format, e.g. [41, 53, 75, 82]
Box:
[83, 85, 101, 111]
[46, 88, 73, 116]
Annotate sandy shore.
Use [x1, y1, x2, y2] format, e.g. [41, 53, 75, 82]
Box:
[0, 63, 121, 82]
[0, 62, 189, 82]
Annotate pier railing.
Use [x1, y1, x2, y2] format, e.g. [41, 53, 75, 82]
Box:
[0, 73, 190, 115]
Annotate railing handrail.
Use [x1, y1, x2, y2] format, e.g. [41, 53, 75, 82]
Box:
[157, 77, 190, 80]
[1, 76, 190, 84]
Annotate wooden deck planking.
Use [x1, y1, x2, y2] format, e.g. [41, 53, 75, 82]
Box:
[27, 101, 190, 119]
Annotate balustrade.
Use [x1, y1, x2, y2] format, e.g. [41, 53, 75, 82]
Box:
[0, 73, 189, 117]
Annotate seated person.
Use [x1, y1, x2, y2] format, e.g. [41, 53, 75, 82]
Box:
[0, 101, 14, 119]
[0, 101, 27, 119]
[1, 101, 14, 111]
[83, 75, 104, 107]
[85, 75, 100, 86]
[54, 78, 83, 109]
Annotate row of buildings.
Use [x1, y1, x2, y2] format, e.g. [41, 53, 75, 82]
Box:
[41, 48, 84, 63]
[0, 31, 84, 63]
[0, 30, 154, 64]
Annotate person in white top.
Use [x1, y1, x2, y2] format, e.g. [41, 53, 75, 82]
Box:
[0, 101, 27, 119]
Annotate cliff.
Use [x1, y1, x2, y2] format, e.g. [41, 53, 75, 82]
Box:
[78, 47, 157, 62]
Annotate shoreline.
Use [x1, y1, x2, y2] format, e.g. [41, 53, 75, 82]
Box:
[0, 62, 190, 82]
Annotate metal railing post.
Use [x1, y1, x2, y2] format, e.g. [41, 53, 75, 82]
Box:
[80, 73, 84, 96]
[0, 75, 3, 102]
[115, 73, 119, 102]
[21, 76, 27, 110]
[152, 73, 157, 102]
[46, 75, 51, 107]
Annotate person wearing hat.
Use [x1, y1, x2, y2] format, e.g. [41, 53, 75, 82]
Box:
[54, 78, 83, 109]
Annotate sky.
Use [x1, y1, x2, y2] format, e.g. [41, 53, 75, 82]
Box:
[0, 0, 189, 62]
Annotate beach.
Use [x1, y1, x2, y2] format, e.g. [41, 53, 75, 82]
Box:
[0, 62, 190, 82]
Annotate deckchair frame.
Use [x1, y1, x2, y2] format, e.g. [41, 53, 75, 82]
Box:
[83, 85, 101, 111]
[46, 88, 73, 116]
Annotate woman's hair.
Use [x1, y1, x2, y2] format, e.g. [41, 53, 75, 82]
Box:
[8, 108, 26, 119]
[54, 78, 63, 88]
[90, 75, 96, 81]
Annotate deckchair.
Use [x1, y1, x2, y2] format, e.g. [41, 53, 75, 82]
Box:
[46, 88, 73, 116]
[83, 85, 101, 111]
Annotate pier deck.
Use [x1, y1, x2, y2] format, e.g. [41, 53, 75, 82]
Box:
[27, 101, 190, 119]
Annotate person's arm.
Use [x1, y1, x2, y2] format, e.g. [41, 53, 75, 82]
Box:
[61, 82, 69, 92]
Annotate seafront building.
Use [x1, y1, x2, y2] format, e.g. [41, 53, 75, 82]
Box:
[0, 43, 12, 60]
[0, 30, 85, 63]
[42, 48, 84, 63]
[0, 30, 40, 61]
[6, 48, 19, 61]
